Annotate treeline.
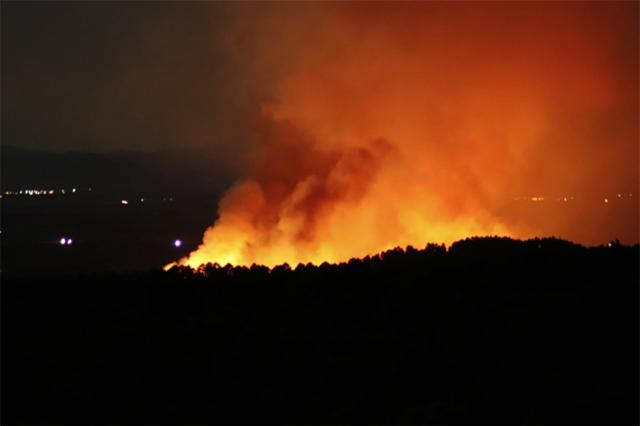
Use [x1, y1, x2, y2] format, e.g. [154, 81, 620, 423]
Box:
[2, 237, 638, 424]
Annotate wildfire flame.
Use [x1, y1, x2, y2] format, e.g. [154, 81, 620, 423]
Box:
[167, 2, 638, 269]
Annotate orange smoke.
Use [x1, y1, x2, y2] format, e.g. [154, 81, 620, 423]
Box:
[169, 1, 638, 269]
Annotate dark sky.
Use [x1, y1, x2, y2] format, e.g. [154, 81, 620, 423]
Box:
[2, 1, 268, 153]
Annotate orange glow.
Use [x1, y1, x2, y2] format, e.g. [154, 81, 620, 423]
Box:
[168, 2, 638, 269]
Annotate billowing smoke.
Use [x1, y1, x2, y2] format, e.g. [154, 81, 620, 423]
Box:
[170, 1, 638, 268]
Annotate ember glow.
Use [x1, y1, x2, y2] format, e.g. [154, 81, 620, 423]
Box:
[168, 2, 638, 269]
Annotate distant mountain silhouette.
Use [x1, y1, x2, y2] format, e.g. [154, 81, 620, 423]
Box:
[1, 145, 234, 196]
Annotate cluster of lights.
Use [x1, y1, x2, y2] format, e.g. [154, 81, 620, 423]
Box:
[2, 191, 175, 203]
[120, 197, 172, 206]
[3, 188, 80, 196]
[602, 194, 634, 203]
[513, 193, 633, 203]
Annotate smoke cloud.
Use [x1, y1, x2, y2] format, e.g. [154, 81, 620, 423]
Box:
[172, 1, 638, 268]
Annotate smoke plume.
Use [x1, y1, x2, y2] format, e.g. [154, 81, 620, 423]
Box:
[170, 1, 638, 268]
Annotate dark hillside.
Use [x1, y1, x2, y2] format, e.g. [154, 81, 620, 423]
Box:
[2, 237, 638, 424]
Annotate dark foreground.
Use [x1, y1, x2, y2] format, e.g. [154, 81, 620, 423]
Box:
[2, 237, 638, 424]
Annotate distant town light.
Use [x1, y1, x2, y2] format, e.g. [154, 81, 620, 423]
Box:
[174, 239, 182, 248]
[72, 188, 77, 193]
[67, 238, 73, 245]
[60, 238, 67, 245]
[121, 200, 129, 205]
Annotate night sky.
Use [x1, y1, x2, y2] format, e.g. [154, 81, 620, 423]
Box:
[3, 1, 267, 154]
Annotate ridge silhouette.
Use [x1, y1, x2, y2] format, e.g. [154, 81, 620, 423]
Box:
[3, 237, 638, 424]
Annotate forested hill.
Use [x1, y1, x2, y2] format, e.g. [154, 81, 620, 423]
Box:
[2, 237, 638, 424]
